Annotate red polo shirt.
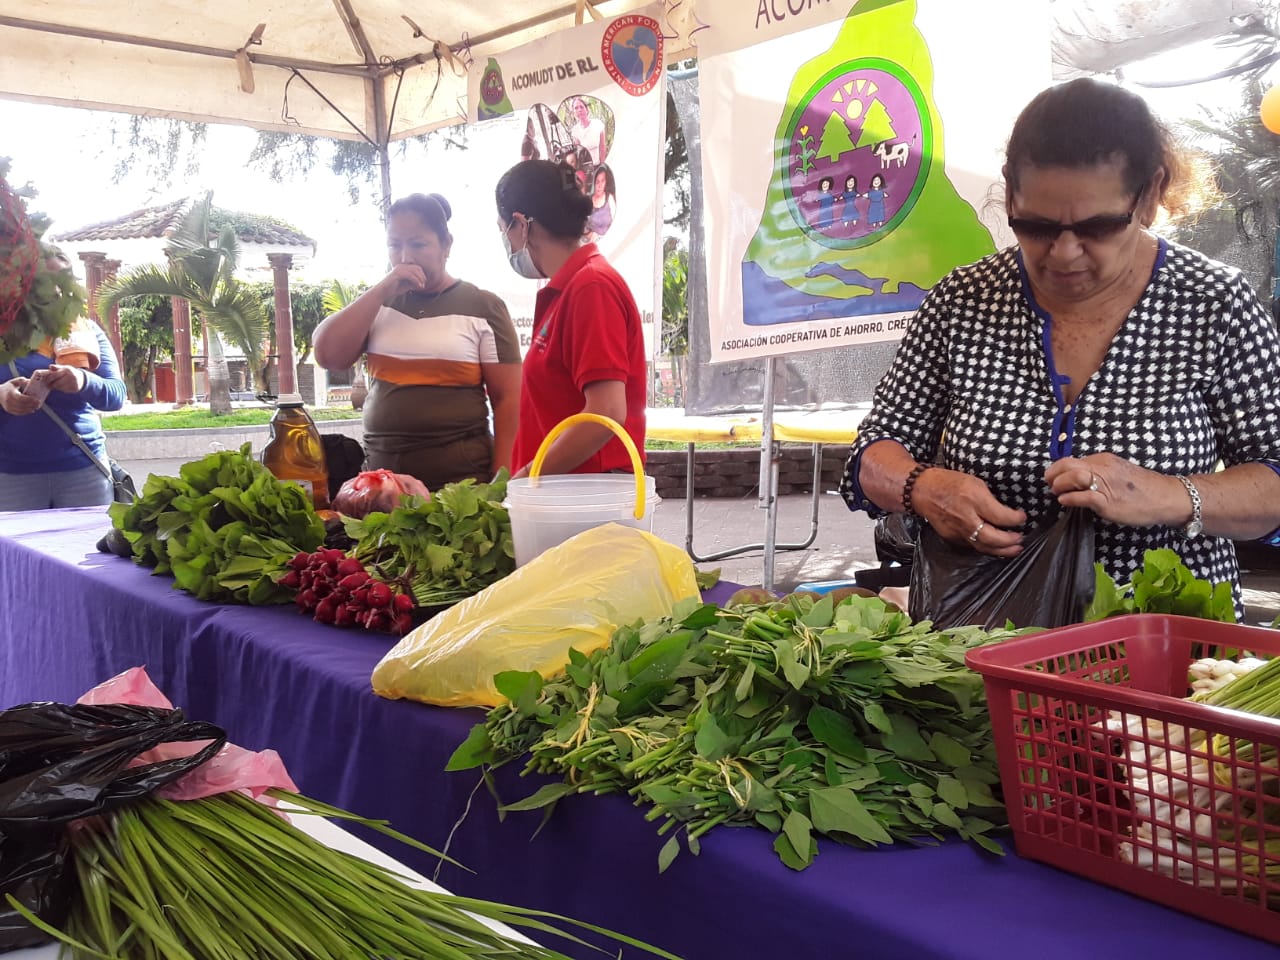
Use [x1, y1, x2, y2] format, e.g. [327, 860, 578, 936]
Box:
[512, 244, 648, 474]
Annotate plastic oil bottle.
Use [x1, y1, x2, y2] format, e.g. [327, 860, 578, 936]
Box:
[261, 396, 330, 510]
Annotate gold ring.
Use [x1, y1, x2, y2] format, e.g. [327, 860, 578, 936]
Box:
[968, 521, 985, 542]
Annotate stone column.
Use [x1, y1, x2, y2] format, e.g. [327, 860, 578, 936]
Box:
[268, 253, 296, 397]
[101, 259, 125, 364]
[77, 251, 107, 325]
[171, 297, 194, 406]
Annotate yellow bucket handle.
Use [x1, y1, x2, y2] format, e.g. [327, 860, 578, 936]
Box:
[528, 412, 647, 519]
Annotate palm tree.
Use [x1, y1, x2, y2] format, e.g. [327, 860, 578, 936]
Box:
[322, 279, 368, 410]
[97, 193, 268, 415]
[1177, 77, 1280, 304]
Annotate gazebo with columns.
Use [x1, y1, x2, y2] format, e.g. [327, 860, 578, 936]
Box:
[53, 199, 316, 404]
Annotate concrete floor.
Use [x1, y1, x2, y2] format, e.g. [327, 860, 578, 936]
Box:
[117, 456, 1280, 626]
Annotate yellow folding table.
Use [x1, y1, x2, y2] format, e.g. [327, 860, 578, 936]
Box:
[645, 410, 859, 590]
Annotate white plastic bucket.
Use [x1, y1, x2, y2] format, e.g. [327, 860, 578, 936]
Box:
[506, 412, 656, 567]
[506, 475, 661, 567]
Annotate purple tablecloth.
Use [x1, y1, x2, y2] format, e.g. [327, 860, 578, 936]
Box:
[0, 507, 1271, 959]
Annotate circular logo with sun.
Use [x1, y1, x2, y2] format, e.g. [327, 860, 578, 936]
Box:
[783, 58, 933, 250]
[602, 16, 663, 97]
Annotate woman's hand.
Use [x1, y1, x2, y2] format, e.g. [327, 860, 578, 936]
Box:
[0, 378, 42, 415]
[41, 364, 86, 393]
[377, 263, 429, 303]
[913, 467, 1027, 557]
[1046, 453, 1188, 527]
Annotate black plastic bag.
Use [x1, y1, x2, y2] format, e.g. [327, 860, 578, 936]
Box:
[874, 512, 919, 566]
[0, 702, 226, 951]
[908, 507, 1096, 630]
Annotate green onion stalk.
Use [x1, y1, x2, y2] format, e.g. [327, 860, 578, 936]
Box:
[9, 789, 680, 960]
[1116, 656, 1280, 896]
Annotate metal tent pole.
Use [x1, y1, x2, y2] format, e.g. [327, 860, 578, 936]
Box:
[761, 356, 779, 593]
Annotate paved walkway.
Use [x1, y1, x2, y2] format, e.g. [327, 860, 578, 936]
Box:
[117, 453, 1280, 625]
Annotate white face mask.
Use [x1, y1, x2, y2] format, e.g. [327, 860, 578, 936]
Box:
[502, 217, 544, 280]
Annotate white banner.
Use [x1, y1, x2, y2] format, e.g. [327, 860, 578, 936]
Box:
[466, 5, 668, 357]
[696, 0, 1051, 363]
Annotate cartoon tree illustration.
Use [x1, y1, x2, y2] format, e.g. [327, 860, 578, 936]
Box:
[815, 110, 855, 164]
[794, 133, 817, 176]
[855, 98, 898, 150]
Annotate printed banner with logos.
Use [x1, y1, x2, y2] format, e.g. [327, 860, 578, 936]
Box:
[465, 5, 668, 356]
[696, 0, 1050, 362]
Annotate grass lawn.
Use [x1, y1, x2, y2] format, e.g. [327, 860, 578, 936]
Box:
[100, 409, 746, 450]
[102, 407, 360, 431]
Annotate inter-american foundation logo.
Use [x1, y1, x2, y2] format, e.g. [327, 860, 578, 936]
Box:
[601, 16, 663, 97]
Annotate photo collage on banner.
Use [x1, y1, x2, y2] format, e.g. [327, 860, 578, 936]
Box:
[696, 0, 1051, 362]
[467, 5, 667, 357]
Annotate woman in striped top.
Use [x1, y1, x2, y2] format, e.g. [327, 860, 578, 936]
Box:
[314, 193, 521, 490]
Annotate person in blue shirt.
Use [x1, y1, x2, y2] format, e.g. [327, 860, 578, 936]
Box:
[0, 321, 127, 510]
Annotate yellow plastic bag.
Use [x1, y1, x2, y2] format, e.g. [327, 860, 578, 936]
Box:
[371, 523, 700, 707]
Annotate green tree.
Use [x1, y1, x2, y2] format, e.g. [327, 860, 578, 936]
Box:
[97, 194, 268, 415]
[660, 246, 689, 407]
[116, 294, 173, 401]
[816, 110, 856, 165]
[854, 98, 898, 151]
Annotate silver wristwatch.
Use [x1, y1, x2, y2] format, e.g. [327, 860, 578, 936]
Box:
[1175, 475, 1203, 538]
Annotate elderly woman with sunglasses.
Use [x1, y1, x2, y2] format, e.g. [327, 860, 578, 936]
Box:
[840, 78, 1280, 610]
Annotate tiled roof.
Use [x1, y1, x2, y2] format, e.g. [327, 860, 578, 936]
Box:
[207, 208, 315, 249]
[53, 198, 189, 241]
[53, 200, 315, 250]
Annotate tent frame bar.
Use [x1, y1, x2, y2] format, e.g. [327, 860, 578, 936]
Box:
[0, 14, 378, 77]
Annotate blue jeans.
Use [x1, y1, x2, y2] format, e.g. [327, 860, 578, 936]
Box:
[0, 466, 113, 511]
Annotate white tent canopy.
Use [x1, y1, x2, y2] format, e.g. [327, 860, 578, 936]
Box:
[0, 0, 691, 142]
[2, 1, 1269, 144]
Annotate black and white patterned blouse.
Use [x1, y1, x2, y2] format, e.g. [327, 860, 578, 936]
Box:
[840, 239, 1280, 603]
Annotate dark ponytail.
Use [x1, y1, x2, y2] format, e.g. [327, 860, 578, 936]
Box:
[495, 159, 593, 239]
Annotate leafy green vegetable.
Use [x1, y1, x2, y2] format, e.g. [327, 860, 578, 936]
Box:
[108, 444, 325, 604]
[1084, 549, 1236, 623]
[345, 470, 515, 608]
[449, 593, 1028, 871]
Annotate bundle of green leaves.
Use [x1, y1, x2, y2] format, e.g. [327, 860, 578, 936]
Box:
[109, 444, 325, 604]
[1084, 549, 1236, 623]
[0, 157, 86, 363]
[345, 470, 514, 609]
[450, 593, 1030, 871]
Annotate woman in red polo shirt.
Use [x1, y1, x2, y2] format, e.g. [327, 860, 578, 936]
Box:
[495, 159, 647, 476]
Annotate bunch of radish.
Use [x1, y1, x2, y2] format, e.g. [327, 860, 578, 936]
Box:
[281, 548, 415, 634]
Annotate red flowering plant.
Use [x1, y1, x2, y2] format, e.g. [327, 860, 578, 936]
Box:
[0, 157, 86, 363]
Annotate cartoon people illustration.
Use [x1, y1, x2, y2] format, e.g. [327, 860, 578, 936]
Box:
[585, 163, 617, 243]
[570, 96, 608, 166]
[866, 173, 889, 228]
[816, 176, 835, 229]
[840, 175, 858, 227]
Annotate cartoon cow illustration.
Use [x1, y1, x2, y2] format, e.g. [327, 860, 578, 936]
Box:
[873, 140, 910, 168]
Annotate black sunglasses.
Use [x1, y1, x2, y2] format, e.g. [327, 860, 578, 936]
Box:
[1007, 198, 1139, 243]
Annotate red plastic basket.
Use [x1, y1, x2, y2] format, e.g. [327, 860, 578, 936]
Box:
[966, 614, 1280, 943]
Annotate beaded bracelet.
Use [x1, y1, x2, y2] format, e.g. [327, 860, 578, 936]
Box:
[901, 463, 931, 518]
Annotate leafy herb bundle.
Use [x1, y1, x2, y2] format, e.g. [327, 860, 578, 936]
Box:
[109, 445, 325, 604]
[345, 471, 515, 609]
[0, 157, 85, 362]
[1084, 548, 1236, 623]
[450, 593, 1029, 871]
